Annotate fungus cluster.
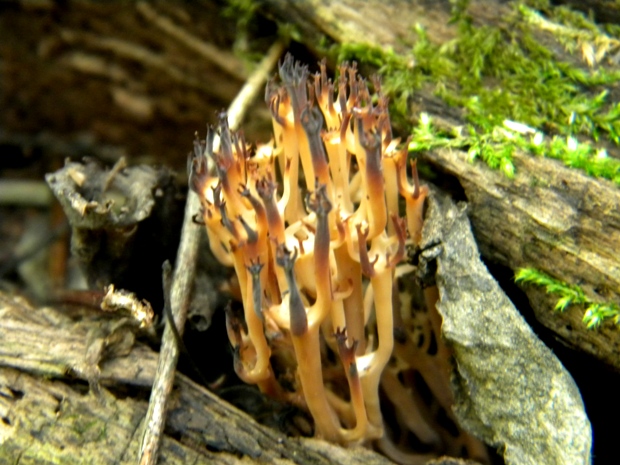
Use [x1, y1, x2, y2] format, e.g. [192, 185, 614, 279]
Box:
[189, 55, 487, 463]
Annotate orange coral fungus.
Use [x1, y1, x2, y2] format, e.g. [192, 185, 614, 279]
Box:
[189, 55, 488, 463]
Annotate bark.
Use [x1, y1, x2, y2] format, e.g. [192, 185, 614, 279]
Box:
[261, 0, 510, 54]
[261, 0, 458, 53]
[0, 291, 394, 465]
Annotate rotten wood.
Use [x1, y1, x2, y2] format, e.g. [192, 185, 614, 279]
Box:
[0, 291, 395, 465]
[260, 0, 502, 53]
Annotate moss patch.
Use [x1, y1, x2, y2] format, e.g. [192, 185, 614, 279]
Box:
[325, 1, 620, 184]
[515, 267, 620, 329]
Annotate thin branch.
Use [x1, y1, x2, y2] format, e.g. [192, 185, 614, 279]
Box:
[138, 40, 285, 465]
[0, 180, 53, 207]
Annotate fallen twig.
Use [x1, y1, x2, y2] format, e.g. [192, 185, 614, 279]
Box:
[0, 180, 53, 207]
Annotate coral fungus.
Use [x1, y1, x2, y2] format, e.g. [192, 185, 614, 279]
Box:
[189, 54, 488, 463]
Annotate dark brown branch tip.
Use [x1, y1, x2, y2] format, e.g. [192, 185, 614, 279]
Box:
[264, 76, 277, 103]
[205, 124, 215, 158]
[233, 130, 249, 163]
[307, 183, 332, 217]
[225, 303, 245, 344]
[275, 244, 298, 271]
[239, 185, 265, 217]
[335, 328, 358, 366]
[300, 105, 323, 135]
[296, 236, 305, 256]
[248, 259, 265, 323]
[275, 241, 307, 336]
[279, 53, 307, 83]
[357, 118, 381, 153]
[219, 204, 238, 240]
[319, 58, 329, 89]
[340, 112, 352, 140]
[269, 93, 286, 127]
[238, 184, 250, 197]
[355, 222, 368, 241]
[188, 141, 210, 194]
[334, 327, 347, 343]
[246, 258, 264, 276]
[256, 176, 277, 201]
[279, 53, 309, 119]
[211, 183, 222, 203]
[370, 74, 382, 94]
[232, 347, 247, 378]
[307, 81, 316, 108]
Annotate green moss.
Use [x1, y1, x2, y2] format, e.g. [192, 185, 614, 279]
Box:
[532, 132, 620, 183]
[406, 112, 620, 184]
[515, 267, 620, 329]
[322, 1, 620, 184]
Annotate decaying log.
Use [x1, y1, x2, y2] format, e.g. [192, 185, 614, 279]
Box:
[261, 0, 509, 54]
[0, 292, 395, 465]
[421, 147, 620, 369]
[261, 0, 451, 52]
